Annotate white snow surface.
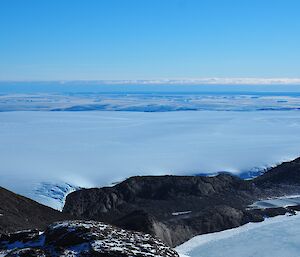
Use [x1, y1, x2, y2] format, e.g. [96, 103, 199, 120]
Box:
[0, 110, 300, 208]
[250, 195, 300, 209]
[34, 182, 79, 210]
[176, 213, 300, 257]
[172, 211, 192, 216]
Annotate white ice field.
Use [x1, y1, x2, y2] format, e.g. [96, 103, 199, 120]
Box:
[0, 110, 300, 209]
[176, 213, 300, 257]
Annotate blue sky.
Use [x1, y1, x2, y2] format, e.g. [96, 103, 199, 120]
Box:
[0, 0, 300, 81]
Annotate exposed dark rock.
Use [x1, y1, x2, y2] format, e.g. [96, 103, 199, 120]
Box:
[288, 204, 300, 212]
[6, 248, 46, 257]
[0, 187, 70, 235]
[248, 207, 296, 220]
[253, 157, 300, 196]
[63, 158, 300, 247]
[255, 157, 300, 185]
[0, 230, 40, 246]
[63, 174, 257, 220]
[113, 210, 156, 234]
[63, 174, 259, 246]
[0, 220, 179, 257]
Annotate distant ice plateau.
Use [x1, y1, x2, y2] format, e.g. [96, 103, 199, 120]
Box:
[1, 109, 300, 208]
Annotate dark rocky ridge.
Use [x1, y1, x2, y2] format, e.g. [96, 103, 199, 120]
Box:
[62, 175, 261, 247]
[63, 157, 300, 247]
[254, 157, 300, 196]
[0, 187, 69, 234]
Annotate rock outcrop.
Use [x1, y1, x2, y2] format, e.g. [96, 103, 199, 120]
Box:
[254, 157, 300, 196]
[63, 174, 256, 246]
[0, 220, 179, 257]
[63, 158, 300, 247]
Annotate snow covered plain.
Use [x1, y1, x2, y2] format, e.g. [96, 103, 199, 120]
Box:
[176, 213, 300, 257]
[1, 110, 300, 209]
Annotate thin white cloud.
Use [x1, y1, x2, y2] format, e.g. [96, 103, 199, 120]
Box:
[2, 78, 300, 85]
[58, 78, 300, 85]
[102, 78, 300, 85]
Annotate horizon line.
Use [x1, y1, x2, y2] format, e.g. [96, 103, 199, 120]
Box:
[1, 78, 300, 85]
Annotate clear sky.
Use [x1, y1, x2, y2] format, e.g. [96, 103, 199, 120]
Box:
[0, 0, 300, 81]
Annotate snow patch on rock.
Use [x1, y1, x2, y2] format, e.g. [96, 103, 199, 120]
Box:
[1, 220, 179, 257]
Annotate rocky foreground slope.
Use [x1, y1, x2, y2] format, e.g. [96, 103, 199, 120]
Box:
[63, 157, 300, 247]
[0, 187, 68, 234]
[0, 220, 178, 257]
